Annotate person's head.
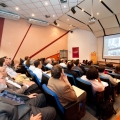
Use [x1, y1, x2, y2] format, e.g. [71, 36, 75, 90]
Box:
[87, 60, 93, 66]
[53, 61, 59, 66]
[24, 56, 29, 61]
[83, 60, 85, 64]
[30, 59, 35, 65]
[0, 58, 5, 67]
[51, 65, 63, 79]
[67, 62, 74, 70]
[106, 62, 113, 68]
[0, 73, 7, 92]
[34, 60, 42, 69]
[98, 65, 105, 73]
[46, 58, 52, 64]
[74, 60, 80, 66]
[114, 65, 120, 74]
[86, 66, 99, 80]
[85, 60, 88, 65]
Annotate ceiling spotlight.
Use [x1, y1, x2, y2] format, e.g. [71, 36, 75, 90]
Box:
[82, 9, 84, 12]
[45, 2, 48, 5]
[97, 12, 99, 15]
[71, 7, 76, 14]
[70, 24, 72, 26]
[57, 24, 59, 26]
[53, 15, 55, 17]
[32, 14, 35, 17]
[64, 5, 67, 8]
[54, 20, 57, 25]
[67, 19, 69, 21]
[99, 0, 102, 2]
[15, 7, 19, 10]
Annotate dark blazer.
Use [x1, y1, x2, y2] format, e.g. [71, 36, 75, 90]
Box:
[0, 90, 30, 120]
[64, 69, 79, 79]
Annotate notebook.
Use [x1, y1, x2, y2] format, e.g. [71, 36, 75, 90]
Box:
[72, 85, 85, 98]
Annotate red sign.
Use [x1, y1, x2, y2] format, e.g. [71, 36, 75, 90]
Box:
[72, 47, 79, 58]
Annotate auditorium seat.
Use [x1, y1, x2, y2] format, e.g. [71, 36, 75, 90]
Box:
[42, 84, 80, 120]
[65, 73, 76, 86]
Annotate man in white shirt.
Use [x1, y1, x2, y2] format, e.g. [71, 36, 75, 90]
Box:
[29, 59, 35, 71]
[46, 58, 53, 69]
[33, 60, 42, 82]
[59, 59, 67, 68]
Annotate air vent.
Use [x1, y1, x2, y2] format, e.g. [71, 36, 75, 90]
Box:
[0, 3, 7, 7]
[0, 10, 20, 20]
[60, 0, 67, 3]
[28, 18, 49, 26]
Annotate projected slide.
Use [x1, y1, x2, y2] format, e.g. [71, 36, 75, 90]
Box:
[103, 34, 120, 59]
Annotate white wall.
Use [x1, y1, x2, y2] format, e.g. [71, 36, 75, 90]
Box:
[97, 37, 120, 63]
[68, 28, 97, 61]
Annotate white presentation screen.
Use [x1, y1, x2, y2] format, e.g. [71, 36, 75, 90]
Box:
[103, 34, 120, 59]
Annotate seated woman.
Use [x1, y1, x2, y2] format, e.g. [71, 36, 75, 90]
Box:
[47, 65, 86, 119]
[81, 66, 108, 92]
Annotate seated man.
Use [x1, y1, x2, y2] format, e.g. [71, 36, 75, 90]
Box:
[98, 65, 117, 85]
[33, 60, 42, 82]
[46, 58, 53, 69]
[64, 62, 79, 79]
[47, 65, 86, 119]
[59, 59, 67, 68]
[29, 59, 35, 71]
[74, 59, 83, 75]
[0, 72, 56, 120]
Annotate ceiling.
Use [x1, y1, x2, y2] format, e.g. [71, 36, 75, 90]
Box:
[0, 0, 120, 37]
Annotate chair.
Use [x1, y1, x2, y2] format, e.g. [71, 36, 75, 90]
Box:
[105, 69, 113, 73]
[42, 84, 80, 120]
[108, 73, 120, 79]
[65, 73, 76, 86]
[29, 71, 41, 87]
[76, 78, 104, 115]
[99, 76, 116, 101]
[41, 73, 50, 85]
[45, 66, 52, 70]
[73, 69, 81, 77]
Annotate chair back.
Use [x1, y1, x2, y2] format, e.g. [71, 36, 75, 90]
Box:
[76, 78, 95, 100]
[42, 84, 64, 117]
[108, 73, 120, 79]
[73, 69, 81, 76]
[41, 73, 50, 85]
[45, 66, 52, 70]
[65, 73, 76, 86]
[29, 71, 41, 87]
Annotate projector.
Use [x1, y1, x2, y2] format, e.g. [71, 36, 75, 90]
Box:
[89, 17, 96, 24]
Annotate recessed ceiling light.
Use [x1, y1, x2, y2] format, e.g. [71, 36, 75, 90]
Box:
[9, 42, 11, 44]
[45, 2, 48, 5]
[57, 24, 59, 26]
[99, 0, 102, 2]
[82, 9, 84, 12]
[15, 7, 19, 10]
[97, 12, 99, 15]
[53, 15, 55, 17]
[70, 24, 72, 26]
[69, 29, 70, 30]
[67, 19, 69, 21]
[64, 5, 67, 8]
[32, 14, 35, 17]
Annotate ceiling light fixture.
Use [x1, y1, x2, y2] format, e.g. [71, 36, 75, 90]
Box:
[70, 24, 72, 26]
[97, 12, 99, 15]
[53, 15, 55, 17]
[64, 5, 66, 8]
[54, 20, 57, 25]
[57, 24, 59, 26]
[82, 9, 84, 12]
[16, 7, 19, 10]
[45, 2, 48, 5]
[32, 14, 35, 17]
[67, 19, 69, 21]
[71, 7, 76, 14]
[99, 0, 102, 2]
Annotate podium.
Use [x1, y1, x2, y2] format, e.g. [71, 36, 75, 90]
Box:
[91, 52, 97, 64]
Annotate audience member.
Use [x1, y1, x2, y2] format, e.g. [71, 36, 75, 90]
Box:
[114, 65, 120, 74]
[0, 73, 56, 120]
[59, 59, 67, 68]
[81, 66, 108, 92]
[33, 60, 42, 82]
[98, 65, 117, 85]
[74, 59, 83, 75]
[64, 62, 79, 79]
[46, 58, 53, 69]
[47, 65, 86, 118]
[24, 56, 29, 64]
[29, 59, 35, 71]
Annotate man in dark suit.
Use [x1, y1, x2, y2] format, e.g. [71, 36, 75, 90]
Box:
[64, 62, 79, 80]
[0, 72, 56, 120]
